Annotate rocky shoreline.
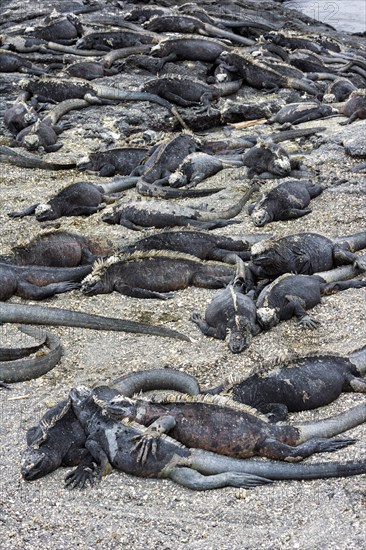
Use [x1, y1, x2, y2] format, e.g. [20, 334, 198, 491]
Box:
[1, 1, 366, 548]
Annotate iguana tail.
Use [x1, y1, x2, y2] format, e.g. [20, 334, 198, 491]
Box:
[0, 303, 190, 341]
[191, 449, 366, 480]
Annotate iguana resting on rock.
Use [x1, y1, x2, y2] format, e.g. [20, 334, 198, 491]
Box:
[102, 390, 365, 461]
[101, 184, 258, 230]
[246, 231, 366, 292]
[81, 250, 234, 299]
[77, 147, 148, 177]
[119, 230, 260, 264]
[0, 325, 62, 384]
[256, 264, 366, 329]
[0, 230, 112, 267]
[130, 133, 198, 186]
[0, 262, 91, 301]
[247, 180, 324, 227]
[217, 50, 318, 95]
[19, 78, 187, 129]
[142, 74, 242, 109]
[206, 346, 366, 422]
[0, 303, 190, 341]
[21, 386, 366, 490]
[8, 181, 133, 221]
[191, 257, 261, 353]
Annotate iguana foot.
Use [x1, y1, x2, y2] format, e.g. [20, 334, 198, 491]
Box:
[354, 258, 366, 271]
[298, 315, 320, 329]
[0, 381, 11, 390]
[131, 427, 160, 464]
[64, 466, 96, 489]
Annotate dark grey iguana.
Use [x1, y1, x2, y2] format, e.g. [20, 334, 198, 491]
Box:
[191, 257, 261, 353]
[0, 326, 62, 384]
[81, 251, 234, 300]
[119, 230, 258, 264]
[1, 230, 112, 267]
[0, 262, 91, 301]
[101, 184, 258, 230]
[205, 346, 366, 422]
[217, 50, 318, 95]
[21, 386, 366, 490]
[246, 231, 366, 292]
[7, 181, 134, 221]
[255, 264, 366, 330]
[248, 180, 324, 227]
[77, 147, 148, 177]
[142, 74, 242, 109]
[102, 391, 365, 462]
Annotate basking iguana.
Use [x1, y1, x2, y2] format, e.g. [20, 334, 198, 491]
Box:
[191, 257, 261, 353]
[21, 386, 366, 490]
[103, 392, 365, 461]
[246, 231, 366, 292]
[255, 264, 366, 330]
[205, 346, 366, 421]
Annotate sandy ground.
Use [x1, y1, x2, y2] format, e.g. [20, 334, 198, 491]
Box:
[1, 1, 366, 548]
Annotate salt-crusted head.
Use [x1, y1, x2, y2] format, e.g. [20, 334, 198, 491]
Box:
[35, 203, 54, 221]
[256, 307, 279, 329]
[251, 208, 271, 227]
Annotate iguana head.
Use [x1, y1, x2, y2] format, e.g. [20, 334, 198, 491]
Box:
[251, 207, 271, 227]
[256, 307, 279, 329]
[35, 203, 56, 221]
[228, 317, 253, 354]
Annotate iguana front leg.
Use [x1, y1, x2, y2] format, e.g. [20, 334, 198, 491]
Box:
[283, 295, 320, 329]
[190, 312, 227, 340]
[132, 415, 176, 464]
[84, 437, 113, 479]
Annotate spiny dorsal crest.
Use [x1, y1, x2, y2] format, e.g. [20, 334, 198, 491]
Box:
[31, 398, 71, 448]
[143, 392, 269, 422]
[87, 249, 219, 280]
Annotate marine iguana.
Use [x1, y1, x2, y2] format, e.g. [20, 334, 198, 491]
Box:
[0, 325, 62, 384]
[240, 140, 294, 179]
[118, 230, 255, 264]
[143, 14, 254, 46]
[75, 29, 157, 51]
[245, 231, 366, 292]
[247, 180, 324, 226]
[102, 391, 365, 462]
[255, 264, 366, 330]
[81, 250, 234, 300]
[65, 61, 118, 80]
[191, 257, 261, 353]
[142, 75, 243, 109]
[0, 302, 190, 341]
[7, 181, 133, 221]
[19, 78, 187, 129]
[338, 90, 366, 124]
[77, 147, 148, 177]
[21, 387, 271, 490]
[1, 230, 112, 267]
[3, 97, 39, 136]
[101, 184, 258, 230]
[0, 51, 47, 75]
[206, 346, 366, 422]
[150, 35, 232, 64]
[21, 386, 366, 490]
[168, 152, 242, 188]
[130, 134, 198, 185]
[217, 50, 318, 95]
[0, 263, 91, 301]
[268, 102, 333, 125]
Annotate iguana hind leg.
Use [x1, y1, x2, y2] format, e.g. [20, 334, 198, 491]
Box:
[259, 437, 356, 462]
[168, 466, 272, 490]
